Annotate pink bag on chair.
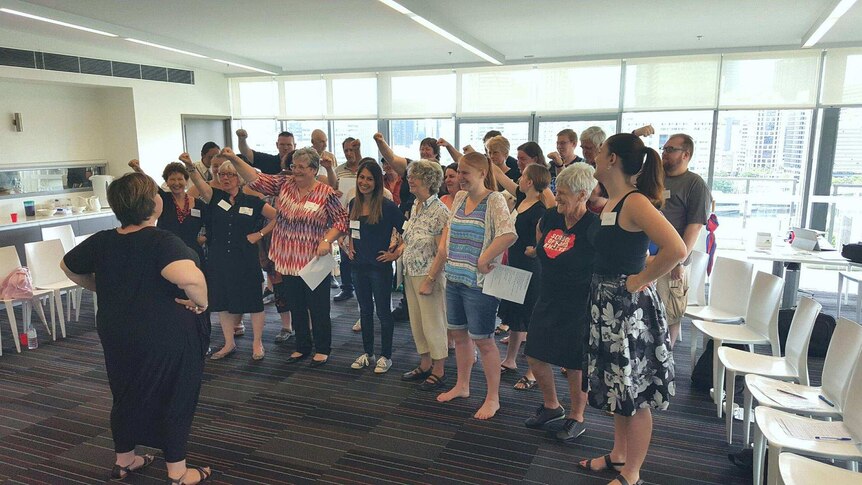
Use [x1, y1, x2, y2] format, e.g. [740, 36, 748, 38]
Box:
[0, 267, 35, 300]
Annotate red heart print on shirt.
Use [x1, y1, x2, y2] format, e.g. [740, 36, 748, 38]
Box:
[543, 229, 575, 259]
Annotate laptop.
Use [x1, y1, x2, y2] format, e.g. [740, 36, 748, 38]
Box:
[791, 227, 835, 251]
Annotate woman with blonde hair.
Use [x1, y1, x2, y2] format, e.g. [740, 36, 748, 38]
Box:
[424, 152, 516, 420]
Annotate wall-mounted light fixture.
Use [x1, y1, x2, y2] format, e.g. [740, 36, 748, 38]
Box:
[12, 112, 23, 132]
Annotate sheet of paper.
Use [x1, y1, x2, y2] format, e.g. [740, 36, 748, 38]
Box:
[748, 383, 819, 409]
[298, 253, 336, 290]
[338, 177, 355, 208]
[776, 416, 852, 441]
[482, 265, 532, 304]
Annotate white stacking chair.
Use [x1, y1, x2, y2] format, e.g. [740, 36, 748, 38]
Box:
[0, 246, 56, 355]
[779, 453, 862, 485]
[718, 297, 822, 444]
[687, 250, 710, 307]
[693, 271, 784, 417]
[755, 353, 862, 485]
[24, 239, 76, 338]
[74, 234, 93, 246]
[41, 224, 83, 321]
[687, 256, 755, 364]
[750, 317, 862, 485]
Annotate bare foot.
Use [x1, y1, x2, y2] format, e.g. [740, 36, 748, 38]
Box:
[437, 387, 469, 402]
[473, 400, 500, 420]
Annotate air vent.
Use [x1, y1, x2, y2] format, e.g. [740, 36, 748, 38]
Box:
[0, 45, 194, 85]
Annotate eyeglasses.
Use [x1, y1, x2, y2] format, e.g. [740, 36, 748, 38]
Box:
[290, 164, 313, 171]
[661, 146, 687, 154]
[218, 172, 238, 178]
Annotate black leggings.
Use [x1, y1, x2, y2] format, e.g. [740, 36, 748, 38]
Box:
[282, 274, 332, 355]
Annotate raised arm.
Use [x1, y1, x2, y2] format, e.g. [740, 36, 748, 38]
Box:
[180, 153, 213, 203]
[235, 129, 254, 162]
[438, 138, 462, 162]
[319, 151, 338, 188]
[128, 158, 144, 175]
[373, 133, 408, 177]
[491, 163, 517, 195]
[220, 147, 260, 186]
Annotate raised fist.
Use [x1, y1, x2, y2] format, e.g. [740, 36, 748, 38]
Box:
[235, 129, 248, 139]
[128, 159, 141, 169]
[373, 133, 384, 142]
[178, 153, 193, 167]
[221, 147, 236, 157]
[547, 151, 562, 166]
[437, 138, 451, 147]
[633, 124, 655, 137]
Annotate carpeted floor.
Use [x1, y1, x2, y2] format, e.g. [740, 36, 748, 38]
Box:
[0, 288, 845, 484]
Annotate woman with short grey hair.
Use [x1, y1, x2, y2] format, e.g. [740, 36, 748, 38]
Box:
[522, 163, 600, 444]
[393, 159, 450, 390]
[579, 126, 607, 164]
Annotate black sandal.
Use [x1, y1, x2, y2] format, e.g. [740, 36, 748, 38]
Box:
[419, 374, 446, 391]
[166, 465, 212, 484]
[401, 366, 431, 382]
[577, 454, 625, 473]
[612, 474, 643, 485]
[111, 454, 155, 480]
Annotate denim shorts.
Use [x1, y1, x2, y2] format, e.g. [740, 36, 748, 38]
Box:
[446, 280, 500, 339]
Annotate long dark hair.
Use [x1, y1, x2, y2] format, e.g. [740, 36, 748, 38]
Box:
[518, 141, 547, 167]
[350, 160, 385, 224]
[604, 133, 664, 208]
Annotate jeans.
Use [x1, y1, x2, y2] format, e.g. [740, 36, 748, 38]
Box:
[339, 251, 354, 292]
[282, 274, 332, 355]
[446, 280, 499, 339]
[354, 266, 395, 359]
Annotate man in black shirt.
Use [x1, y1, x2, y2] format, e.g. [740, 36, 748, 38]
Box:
[236, 129, 295, 175]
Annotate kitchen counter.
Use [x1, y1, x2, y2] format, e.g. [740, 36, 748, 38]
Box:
[0, 208, 116, 232]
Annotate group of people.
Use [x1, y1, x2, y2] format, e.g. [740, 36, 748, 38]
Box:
[60, 122, 712, 485]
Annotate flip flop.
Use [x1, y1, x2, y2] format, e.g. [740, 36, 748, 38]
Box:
[500, 364, 517, 375]
[514, 375, 537, 390]
[111, 454, 155, 480]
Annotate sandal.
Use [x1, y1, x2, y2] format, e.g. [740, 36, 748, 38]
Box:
[166, 465, 212, 484]
[500, 364, 517, 375]
[111, 454, 155, 480]
[513, 375, 537, 390]
[577, 454, 625, 473]
[419, 374, 446, 391]
[612, 474, 643, 485]
[494, 324, 509, 335]
[401, 366, 432, 382]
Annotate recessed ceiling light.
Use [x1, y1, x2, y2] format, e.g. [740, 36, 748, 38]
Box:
[125, 38, 208, 58]
[0, 8, 117, 37]
[212, 58, 277, 75]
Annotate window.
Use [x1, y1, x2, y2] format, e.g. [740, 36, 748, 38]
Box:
[281, 120, 329, 150]
[720, 52, 820, 108]
[388, 119, 456, 163]
[332, 120, 379, 161]
[457, 121, 530, 156]
[624, 56, 720, 110]
[713, 109, 813, 247]
[460, 69, 535, 115]
[284, 79, 326, 118]
[825, 108, 862, 246]
[537, 120, 618, 160]
[331, 77, 377, 117]
[390, 73, 455, 116]
[821, 48, 862, 105]
[535, 62, 621, 113]
[232, 119, 280, 154]
[621, 111, 714, 175]
[237, 81, 278, 117]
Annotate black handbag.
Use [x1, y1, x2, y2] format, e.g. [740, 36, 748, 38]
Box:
[842, 242, 862, 263]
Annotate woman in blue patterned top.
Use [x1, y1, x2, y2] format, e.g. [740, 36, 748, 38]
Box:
[424, 152, 516, 420]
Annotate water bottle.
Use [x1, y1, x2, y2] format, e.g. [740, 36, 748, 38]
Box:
[27, 326, 38, 350]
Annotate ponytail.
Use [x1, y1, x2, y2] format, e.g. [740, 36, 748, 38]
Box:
[636, 147, 665, 208]
[460, 152, 496, 191]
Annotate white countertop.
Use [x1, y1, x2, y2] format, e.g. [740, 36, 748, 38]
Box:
[0, 208, 116, 231]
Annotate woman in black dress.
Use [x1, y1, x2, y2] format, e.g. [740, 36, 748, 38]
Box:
[61, 172, 211, 484]
[498, 164, 548, 389]
[182, 153, 277, 361]
[522, 163, 599, 443]
[579, 134, 686, 485]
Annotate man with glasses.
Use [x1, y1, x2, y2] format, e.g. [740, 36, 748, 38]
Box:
[236, 129, 295, 175]
[547, 129, 584, 177]
[655, 133, 712, 348]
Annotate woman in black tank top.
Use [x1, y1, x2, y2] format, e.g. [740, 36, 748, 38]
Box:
[578, 134, 686, 485]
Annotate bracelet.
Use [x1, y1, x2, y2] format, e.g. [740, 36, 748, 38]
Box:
[427, 274, 436, 282]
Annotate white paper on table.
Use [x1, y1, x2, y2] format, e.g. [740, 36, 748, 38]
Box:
[338, 177, 355, 208]
[776, 416, 852, 441]
[298, 253, 336, 290]
[482, 265, 532, 304]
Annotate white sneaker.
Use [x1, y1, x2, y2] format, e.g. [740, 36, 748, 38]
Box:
[351, 353, 375, 369]
[374, 356, 392, 374]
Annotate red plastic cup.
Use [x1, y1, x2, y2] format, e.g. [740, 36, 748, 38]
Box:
[10, 213, 18, 223]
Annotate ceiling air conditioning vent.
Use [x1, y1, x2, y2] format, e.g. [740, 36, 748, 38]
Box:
[0, 47, 36, 68]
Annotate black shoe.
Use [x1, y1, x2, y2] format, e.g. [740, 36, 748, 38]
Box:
[333, 290, 354, 302]
[286, 353, 309, 364]
[554, 418, 586, 443]
[524, 404, 566, 429]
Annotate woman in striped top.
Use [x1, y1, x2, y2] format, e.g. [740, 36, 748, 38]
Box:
[424, 152, 516, 420]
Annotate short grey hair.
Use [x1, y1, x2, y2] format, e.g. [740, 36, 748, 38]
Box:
[580, 126, 607, 146]
[217, 161, 246, 184]
[407, 159, 443, 194]
[293, 146, 320, 171]
[555, 162, 597, 195]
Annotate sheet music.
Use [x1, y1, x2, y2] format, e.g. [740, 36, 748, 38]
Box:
[482, 265, 532, 304]
[776, 417, 852, 441]
[298, 254, 336, 290]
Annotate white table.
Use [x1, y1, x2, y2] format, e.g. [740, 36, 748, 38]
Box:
[746, 246, 859, 309]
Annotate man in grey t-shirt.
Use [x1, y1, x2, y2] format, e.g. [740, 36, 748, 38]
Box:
[656, 133, 712, 348]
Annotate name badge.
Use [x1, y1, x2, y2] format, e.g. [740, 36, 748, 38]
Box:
[217, 200, 232, 211]
[601, 212, 617, 226]
[190, 208, 201, 218]
[663, 189, 671, 200]
[350, 220, 360, 230]
[351, 229, 361, 240]
[304, 201, 320, 212]
[239, 206, 253, 216]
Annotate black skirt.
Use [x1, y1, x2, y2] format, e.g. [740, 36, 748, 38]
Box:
[524, 282, 590, 369]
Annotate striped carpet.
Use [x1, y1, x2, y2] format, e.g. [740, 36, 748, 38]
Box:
[0, 288, 842, 484]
